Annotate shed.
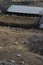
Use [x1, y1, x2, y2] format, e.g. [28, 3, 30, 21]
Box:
[6, 5, 43, 16]
[39, 16, 43, 28]
[39, 10, 43, 16]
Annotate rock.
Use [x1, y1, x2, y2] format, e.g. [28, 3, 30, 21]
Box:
[1, 60, 14, 65]
[0, 61, 1, 63]
[0, 46, 2, 49]
[21, 61, 25, 64]
[12, 14, 14, 16]
[17, 54, 21, 57]
[6, 15, 8, 16]
[11, 60, 15, 63]
[14, 42, 18, 45]
[19, 61, 25, 65]
[24, 41, 27, 44]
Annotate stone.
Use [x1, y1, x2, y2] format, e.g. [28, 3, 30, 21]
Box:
[0, 46, 2, 49]
[14, 42, 18, 45]
[17, 54, 21, 57]
[11, 60, 15, 63]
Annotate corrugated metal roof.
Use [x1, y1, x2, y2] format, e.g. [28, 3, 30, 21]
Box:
[39, 24, 43, 28]
[39, 16, 43, 28]
[40, 16, 43, 24]
[39, 10, 43, 15]
[7, 5, 43, 15]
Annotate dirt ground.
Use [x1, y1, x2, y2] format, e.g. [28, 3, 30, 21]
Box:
[0, 26, 43, 65]
[0, 15, 43, 65]
[12, 1, 43, 7]
[0, 1, 43, 65]
[0, 15, 38, 25]
[29, 2, 43, 7]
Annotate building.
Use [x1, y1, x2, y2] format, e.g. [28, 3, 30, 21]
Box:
[6, 5, 43, 17]
[39, 16, 43, 28]
[38, 10, 43, 28]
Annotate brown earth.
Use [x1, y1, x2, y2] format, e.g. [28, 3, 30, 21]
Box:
[12, 1, 43, 7]
[0, 15, 38, 25]
[29, 2, 43, 7]
[0, 26, 43, 65]
[0, 15, 43, 65]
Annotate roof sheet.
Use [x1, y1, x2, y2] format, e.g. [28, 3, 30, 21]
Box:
[39, 16, 43, 28]
[39, 10, 43, 15]
[39, 16, 43, 24]
[7, 5, 43, 15]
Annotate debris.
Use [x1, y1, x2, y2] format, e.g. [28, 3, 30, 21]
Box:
[6, 15, 8, 16]
[11, 60, 15, 63]
[12, 14, 14, 16]
[24, 41, 27, 44]
[17, 54, 21, 57]
[0, 61, 1, 63]
[14, 42, 18, 45]
[0, 46, 2, 49]
[21, 61, 25, 65]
